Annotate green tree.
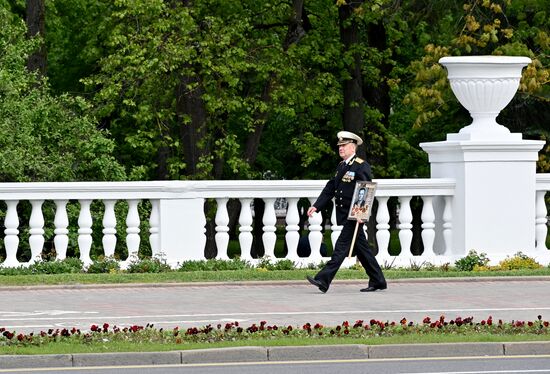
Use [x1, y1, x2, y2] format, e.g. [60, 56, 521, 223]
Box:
[402, 0, 549, 172]
[0, 3, 125, 182]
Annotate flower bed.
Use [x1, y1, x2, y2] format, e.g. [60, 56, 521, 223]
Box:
[2, 315, 550, 348]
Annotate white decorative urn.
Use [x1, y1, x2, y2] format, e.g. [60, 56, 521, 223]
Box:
[439, 55, 531, 140]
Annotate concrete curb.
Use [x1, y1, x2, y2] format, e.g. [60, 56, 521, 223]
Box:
[1, 276, 549, 291]
[2, 342, 550, 369]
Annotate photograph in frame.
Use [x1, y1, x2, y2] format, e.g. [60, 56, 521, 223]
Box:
[348, 181, 377, 221]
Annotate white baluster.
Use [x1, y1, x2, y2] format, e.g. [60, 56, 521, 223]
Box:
[2, 200, 20, 267]
[398, 196, 413, 255]
[375, 197, 390, 256]
[535, 191, 548, 251]
[125, 199, 141, 265]
[443, 196, 453, 254]
[330, 201, 342, 256]
[28, 200, 45, 264]
[307, 198, 323, 262]
[78, 199, 93, 267]
[285, 198, 300, 262]
[421, 196, 436, 259]
[149, 199, 160, 257]
[238, 198, 253, 261]
[54, 200, 69, 260]
[102, 200, 117, 258]
[262, 198, 277, 259]
[215, 198, 230, 260]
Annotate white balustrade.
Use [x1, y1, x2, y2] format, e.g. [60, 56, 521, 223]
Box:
[125, 199, 141, 263]
[149, 199, 160, 257]
[534, 173, 550, 263]
[262, 198, 277, 258]
[3, 200, 20, 267]
[330, 202, 342, 257]
[398, 196, 413, 259]
[285, 198, 300, 262]
[215, 198, 230, 260]
[9, 175, 550, 266]
[443, 196, 453, 255]
[535, 191, 548, 251]
[78, 199, 93, 267]
[375, 196, 391, 260]
[420, 196, 436, 261]
[307, 197, 324, 262]
[54, 200, 69, 260]
[102, 200, 117, 258]
[238, 198, 254, 261]
[28, 200, 45, 264]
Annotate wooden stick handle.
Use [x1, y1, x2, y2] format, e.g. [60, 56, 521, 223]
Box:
[348, 221, 360, 258]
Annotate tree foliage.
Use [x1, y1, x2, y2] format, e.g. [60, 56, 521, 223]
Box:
[2, 0, 548, 182]
[0, 4, 125, 182]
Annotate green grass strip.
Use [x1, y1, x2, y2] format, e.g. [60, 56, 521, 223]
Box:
[2, 333, 550, 355]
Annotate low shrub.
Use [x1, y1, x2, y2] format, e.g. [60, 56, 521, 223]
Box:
[455, 250, 489, 271]
[126, 257, 172, 273]
[28, 258, 83, 274]
[498, 252, 542, 270]
[87, 256, 120, 274]
[256, 257, 296, 271]
[178, 258, 252, 272]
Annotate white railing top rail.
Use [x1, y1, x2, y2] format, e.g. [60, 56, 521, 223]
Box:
[536, 173, 550, 191]
[0, 178, 455, 200]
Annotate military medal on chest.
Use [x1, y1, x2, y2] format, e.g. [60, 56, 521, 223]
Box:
[341, 170, 355, 182]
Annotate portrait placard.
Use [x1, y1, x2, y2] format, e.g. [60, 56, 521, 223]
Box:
[347, 181, 377, 221]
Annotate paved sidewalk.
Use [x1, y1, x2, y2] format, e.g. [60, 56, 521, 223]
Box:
[1, 277, 550, 368]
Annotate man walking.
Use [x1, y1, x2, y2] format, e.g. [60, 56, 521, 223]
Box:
[306, 131, 386, 293]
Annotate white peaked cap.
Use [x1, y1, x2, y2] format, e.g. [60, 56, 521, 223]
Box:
[337, 131, 363, 146]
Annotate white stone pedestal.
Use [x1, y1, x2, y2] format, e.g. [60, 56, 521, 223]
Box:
[421, 55, 548, 264]
[421, 139, 544, 264]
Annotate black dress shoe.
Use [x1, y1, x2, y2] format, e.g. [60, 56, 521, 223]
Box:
[360, 285, 387, 292]
[306, 275, 328, 293]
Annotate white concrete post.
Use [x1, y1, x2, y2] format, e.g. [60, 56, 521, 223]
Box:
[421, 56, 545, 264]
[158, 198, 206, 267]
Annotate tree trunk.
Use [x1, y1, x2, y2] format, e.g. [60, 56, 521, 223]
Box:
[338, 1, 366, 159]
[26, 0, 46, 76]
[176, 75, 208, 176]
[363, 22, 390, 168]
[244, 0, 311, 166]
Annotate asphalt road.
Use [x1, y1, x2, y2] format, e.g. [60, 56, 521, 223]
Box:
[2, 356, 550, 374]
[1, 277, 550, 333]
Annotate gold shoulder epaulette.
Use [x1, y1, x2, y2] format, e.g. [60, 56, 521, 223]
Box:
[355, 157, 364, 164]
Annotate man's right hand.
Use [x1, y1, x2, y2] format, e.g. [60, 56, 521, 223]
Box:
[307, 206, 317, 217]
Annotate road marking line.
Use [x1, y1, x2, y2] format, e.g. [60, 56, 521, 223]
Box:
[1, 307, 550, 322]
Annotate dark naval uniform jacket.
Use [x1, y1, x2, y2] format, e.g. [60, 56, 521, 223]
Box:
[313, 155, 372, 226]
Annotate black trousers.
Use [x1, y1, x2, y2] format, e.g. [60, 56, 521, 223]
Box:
[314, 220, 386, 291]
